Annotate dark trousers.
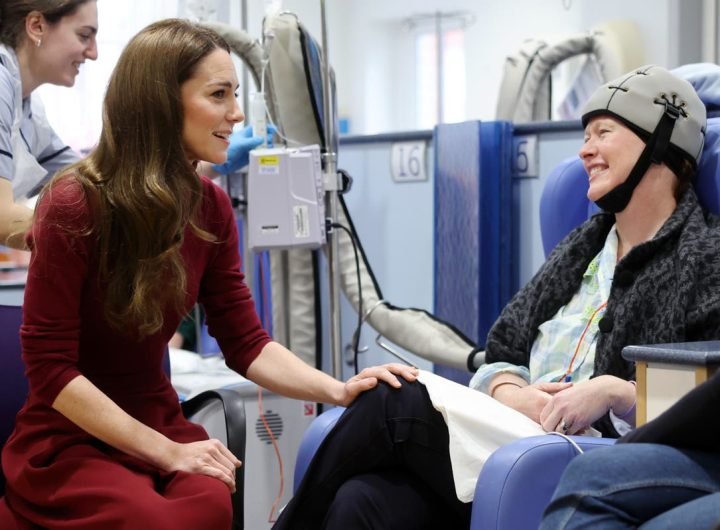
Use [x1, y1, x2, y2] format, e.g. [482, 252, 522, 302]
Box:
[272, 379, 471, 530]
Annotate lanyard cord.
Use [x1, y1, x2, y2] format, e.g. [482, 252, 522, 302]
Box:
[562, 301, 608, 382]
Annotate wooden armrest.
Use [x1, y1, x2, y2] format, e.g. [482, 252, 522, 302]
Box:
[622, 342, 720, 425]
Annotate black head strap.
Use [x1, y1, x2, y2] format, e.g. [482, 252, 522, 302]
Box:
[594, 97, 684, 213]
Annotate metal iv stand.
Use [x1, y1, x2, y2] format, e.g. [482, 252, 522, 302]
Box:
[319, 0, 343, 379]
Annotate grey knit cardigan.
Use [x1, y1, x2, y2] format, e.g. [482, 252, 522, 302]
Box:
[484, 188, 720, 436]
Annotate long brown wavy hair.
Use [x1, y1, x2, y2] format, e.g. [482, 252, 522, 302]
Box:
[41, 19, 231, 337]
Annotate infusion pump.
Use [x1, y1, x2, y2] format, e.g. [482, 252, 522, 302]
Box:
[247, 145, 326, 251]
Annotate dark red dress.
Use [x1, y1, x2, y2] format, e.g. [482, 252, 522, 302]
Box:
[2, 176, 270, 529]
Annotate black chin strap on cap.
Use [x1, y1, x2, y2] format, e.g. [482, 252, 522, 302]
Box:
[594, 97, 684, 213]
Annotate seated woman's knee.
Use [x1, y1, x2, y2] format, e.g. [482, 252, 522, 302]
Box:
[119, 475, 232, 529]
[353, 377, 427, 411]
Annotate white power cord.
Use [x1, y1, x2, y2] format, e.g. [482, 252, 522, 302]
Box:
[546, 431, 585, 454]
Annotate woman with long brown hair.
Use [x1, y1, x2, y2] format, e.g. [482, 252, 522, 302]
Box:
[0, 1, 263, 252]
[0, 18, 416, 529]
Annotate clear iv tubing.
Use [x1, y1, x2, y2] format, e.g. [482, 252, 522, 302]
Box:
[256, 40, 304, 147]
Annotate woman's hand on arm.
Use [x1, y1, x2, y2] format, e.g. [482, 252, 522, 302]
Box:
[245, 341, 419, 407]
[539, 375, 636, 434]
[52, 375, 241, 492]
[0, 178, 32, 249]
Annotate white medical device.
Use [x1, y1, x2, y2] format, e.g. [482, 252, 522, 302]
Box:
[250, 92, 268, 147]
[247, 145, 326, 251]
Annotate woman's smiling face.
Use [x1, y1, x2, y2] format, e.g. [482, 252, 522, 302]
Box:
[579, 116, 646, 202]
[180, 48, 244, 165]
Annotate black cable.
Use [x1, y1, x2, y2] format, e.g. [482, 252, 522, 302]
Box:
[330, 222, 363, 375]
[311, 250, 324, 415]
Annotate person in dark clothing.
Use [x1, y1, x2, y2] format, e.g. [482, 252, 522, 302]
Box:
[540, 370, 720, 529]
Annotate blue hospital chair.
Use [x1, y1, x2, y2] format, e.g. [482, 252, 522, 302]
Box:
[0, 304, 247, 530]
[292, 117, 720, 529]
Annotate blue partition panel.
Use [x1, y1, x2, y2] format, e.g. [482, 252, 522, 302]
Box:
[433, 120, 514, 384]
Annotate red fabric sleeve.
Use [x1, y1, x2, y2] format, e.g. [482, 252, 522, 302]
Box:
[198, 177, 271, 375]
[20, 177, 92, 406]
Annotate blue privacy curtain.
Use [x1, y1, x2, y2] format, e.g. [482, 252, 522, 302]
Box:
[433, 120, 515, 384]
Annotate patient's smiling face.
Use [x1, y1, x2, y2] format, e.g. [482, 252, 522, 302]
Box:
[579, 116, 646, 202]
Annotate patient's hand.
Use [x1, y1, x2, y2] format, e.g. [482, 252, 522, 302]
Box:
[539, 375, 633, 434]
[494, 381, 572, 424]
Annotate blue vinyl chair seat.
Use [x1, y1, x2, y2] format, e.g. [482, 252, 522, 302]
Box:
[470, 435, 615, 529]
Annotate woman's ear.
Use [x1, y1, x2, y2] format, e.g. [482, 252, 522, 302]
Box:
[24, 11, 46, 48]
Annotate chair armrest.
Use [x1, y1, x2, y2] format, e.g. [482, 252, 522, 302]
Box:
[622, 341, 720, 367]
[293, 406, 345, 492]
[622, 341, 720, 424]
[182, 388, 246, 530]
[471, 434, 615, 530]
[468, 349, 486, 371]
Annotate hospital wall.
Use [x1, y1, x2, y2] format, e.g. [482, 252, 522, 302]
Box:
[38, 1, 708, 149]
[257, 0, 707, 134]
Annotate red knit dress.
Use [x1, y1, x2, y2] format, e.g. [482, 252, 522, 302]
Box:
[1, 175, 270, 529]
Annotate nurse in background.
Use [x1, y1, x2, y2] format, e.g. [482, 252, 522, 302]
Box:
[0, 0, 98, 250]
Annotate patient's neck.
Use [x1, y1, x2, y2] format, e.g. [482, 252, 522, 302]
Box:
[614, 170, 678, 261]
[615, 195, 677, 261]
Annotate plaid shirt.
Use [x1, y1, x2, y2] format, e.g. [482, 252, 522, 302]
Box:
[471, 226, 617, 392]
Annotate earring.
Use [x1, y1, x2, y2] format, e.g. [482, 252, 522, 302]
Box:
[36, 39, 41, 48]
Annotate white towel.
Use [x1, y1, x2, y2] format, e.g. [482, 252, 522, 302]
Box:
[418, 370, 546, 502]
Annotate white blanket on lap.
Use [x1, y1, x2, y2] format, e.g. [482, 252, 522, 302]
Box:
[418, 370, 546, 502]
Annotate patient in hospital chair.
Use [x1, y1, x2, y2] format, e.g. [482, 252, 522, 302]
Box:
[272, 65, 720, 530]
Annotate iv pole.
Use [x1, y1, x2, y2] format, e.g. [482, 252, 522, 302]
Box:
[319, 0, 343, 379]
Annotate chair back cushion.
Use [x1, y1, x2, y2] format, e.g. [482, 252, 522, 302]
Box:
[0, 305, 27, 496]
